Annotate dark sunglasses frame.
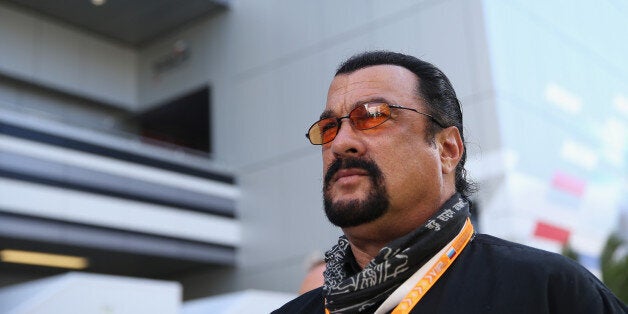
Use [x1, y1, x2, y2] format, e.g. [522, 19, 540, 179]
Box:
[305, 102, 445, 145]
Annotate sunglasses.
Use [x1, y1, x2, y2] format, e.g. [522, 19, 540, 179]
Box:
[306, 102, 444, 145]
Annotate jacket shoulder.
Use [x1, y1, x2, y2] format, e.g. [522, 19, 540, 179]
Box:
[457, 234, 628, 313]
[468, 233, 600, 281]
[472, 233, 577, 263]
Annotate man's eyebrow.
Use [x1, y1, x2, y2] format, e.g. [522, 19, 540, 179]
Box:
[319, 109, 334, 120]
[319, 97, 391, 120]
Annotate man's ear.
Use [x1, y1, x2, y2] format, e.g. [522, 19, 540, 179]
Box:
[437, 126, 463, 174]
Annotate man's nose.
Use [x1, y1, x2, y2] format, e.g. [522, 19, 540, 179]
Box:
[329, 119, 366, 158]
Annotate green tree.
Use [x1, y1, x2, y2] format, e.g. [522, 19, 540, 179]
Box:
[561, 242, 578, 261]
[600, 233, 628, 304]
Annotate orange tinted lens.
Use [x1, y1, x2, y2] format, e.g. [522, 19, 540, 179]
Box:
[350, 103, 391, 129]
[309, 118, 338, 144]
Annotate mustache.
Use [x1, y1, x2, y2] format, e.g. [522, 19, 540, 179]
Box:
[324, 157, 382, 187]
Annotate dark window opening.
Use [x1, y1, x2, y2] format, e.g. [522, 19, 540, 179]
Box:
[136, 86, 211, 154]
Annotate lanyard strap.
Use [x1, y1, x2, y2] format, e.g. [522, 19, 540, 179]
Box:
[324, 218, 474, 314]
[390, 218, 474, 314]
[374, 221, 467, 314]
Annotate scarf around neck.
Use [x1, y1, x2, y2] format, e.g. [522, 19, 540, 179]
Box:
[322, 194, 471, 313]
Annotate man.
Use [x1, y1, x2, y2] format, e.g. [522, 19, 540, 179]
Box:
[274, 51, 627, 313]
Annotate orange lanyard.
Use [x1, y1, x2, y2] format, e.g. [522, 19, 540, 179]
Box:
[324, 218, 474, 314]
[391, 218, 474, 314]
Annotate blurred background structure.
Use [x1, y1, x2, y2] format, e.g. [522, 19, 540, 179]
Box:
[0, 0, 626, 311]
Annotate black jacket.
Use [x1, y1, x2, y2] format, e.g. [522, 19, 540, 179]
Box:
[273, 234, 628, 313]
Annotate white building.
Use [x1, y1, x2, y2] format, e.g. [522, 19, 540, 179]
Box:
[0, 0, 626, 306]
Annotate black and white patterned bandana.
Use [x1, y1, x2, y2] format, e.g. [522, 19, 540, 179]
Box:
[322, 194, 470, 313]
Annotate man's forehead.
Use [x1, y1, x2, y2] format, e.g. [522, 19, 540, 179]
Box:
[325, 64, 419, 112]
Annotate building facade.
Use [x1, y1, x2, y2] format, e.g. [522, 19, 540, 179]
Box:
[0, 0, 625, 301]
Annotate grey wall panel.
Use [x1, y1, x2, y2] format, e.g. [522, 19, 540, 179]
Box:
[0, 116, 235, 183]
[0, 151, 235, 216]
[0, 4, 138, 109]
[0, 213, 235, 264]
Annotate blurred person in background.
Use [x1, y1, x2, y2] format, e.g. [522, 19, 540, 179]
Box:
[298, 253, 326, 295]
[273, 51, 628, 313]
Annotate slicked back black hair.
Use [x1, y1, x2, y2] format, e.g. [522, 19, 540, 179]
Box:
[336, 51, 475, 197]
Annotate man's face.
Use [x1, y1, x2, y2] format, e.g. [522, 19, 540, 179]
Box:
[322, 65, 449, 230]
